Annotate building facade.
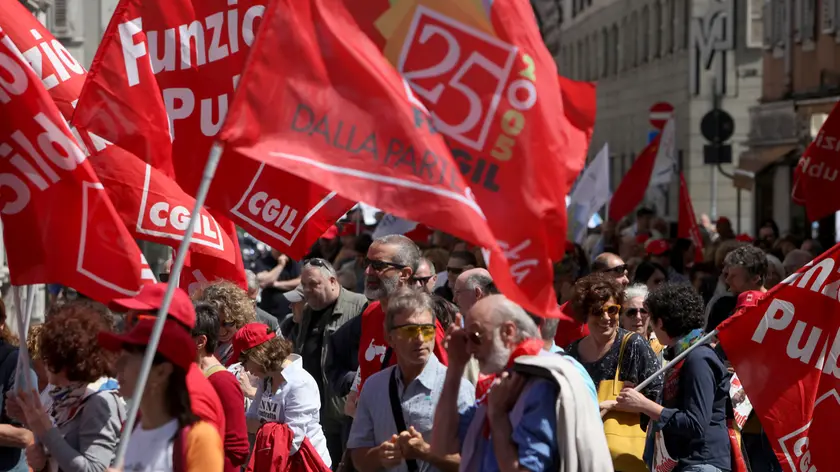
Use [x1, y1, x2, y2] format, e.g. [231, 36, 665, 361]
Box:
[559, 0, 765, 235]
[743, 0, 839, 245]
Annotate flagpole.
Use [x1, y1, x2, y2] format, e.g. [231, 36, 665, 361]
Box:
[113, 142, 224, 468]
[633, 330, 719, 392]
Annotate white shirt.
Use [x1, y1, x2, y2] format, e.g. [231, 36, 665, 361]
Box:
[122, 419, 179, 472]
[246, 354, 331, 467]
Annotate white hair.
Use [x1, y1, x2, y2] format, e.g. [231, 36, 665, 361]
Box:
[624, 283, 649, 301]
[492, 297, 539, 341]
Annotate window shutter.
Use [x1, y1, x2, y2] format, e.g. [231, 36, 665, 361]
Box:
[793, 0, 803, 42]
[747, 0, 766, 47]
[763, 0, 773, 48]
[52, 0, 69, 35]
[804, 0, 816, 40]
[822, 0, 836, 32]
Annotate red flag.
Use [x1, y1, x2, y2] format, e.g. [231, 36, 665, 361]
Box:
[72, 0, 354, 258]
[557, 76, 597, 193]
[0, 1, 238, 263]
[339, 0, 577, 306]
[717, 244, 840, 472]
[608, 136, 660, 222]
[0, 25, 154, 301]
[791, 100, 840, 220]
[181, 213, 247, 294]
[677, 172, 704, 263]
[218, 0, 565, 318]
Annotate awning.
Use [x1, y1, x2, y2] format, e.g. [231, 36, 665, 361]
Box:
[733, 145, 797, 190]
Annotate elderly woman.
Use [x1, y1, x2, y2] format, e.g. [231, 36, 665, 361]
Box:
[237, 323, 331, 469]
[566, 273, 662, 471]
[11, 301, 124, 472]
[192, 281, 258, 366]
[616, 283, 731, 472]
[620, 284, 665, 361]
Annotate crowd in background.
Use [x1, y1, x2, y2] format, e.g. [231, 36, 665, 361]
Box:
[0, 205, 820, 472]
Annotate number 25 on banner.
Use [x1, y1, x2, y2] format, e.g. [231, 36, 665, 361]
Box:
[398, 6, 538, 162]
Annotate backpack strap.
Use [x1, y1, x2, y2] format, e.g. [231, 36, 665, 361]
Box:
[172, 424, 192, 472]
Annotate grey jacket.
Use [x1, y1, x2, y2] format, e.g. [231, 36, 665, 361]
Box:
[40, 390, 124, 472]
[294, 288, 366, 432]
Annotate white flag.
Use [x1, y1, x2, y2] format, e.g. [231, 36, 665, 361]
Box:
[373, 214, 418, 239]
[649, 118, 677, 188]
[567, 144, 611, 243]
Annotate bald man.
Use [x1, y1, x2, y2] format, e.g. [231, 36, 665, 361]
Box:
[592, 252, 630, 286]
[452, 268, 496, 316]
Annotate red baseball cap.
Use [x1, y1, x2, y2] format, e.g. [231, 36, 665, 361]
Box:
[229, 323, 277, 366]
[736, 233, 754, 243]
[321, 225, 339, 240]
[646, 239, 670, 256]
[109, 283, 196, 329]
[98, 318, 196, 370]
[736, 290, 764, 310]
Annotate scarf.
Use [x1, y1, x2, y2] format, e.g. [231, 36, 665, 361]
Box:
[475, 338, 545, 405]
[48, 377, 119, 429]
[673, 328, 705, 357]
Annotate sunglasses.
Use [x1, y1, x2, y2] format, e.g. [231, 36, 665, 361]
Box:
[158, 273, 170, 283]
[467, 331, 483, 345]
[591, 303, 621, 317]
[391, 324, 436, 342]
[603, 264, 628, 275]
[624, 307, 649, 317]
[447, 266, 465, 275]
[304, 258, 329, 268]
[412, 276, 433, 285]
[365, 258, 406, 272]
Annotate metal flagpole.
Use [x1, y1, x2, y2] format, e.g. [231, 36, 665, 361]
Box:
[113, 142, 224, 468]
[633, 330, 719, 392]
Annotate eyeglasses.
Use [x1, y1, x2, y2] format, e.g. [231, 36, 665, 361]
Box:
[365, 258, 406, 272]
[391, 324, 436, 342]
[624, 307, 649, 317]
[412, 276, 433, 285]
[591, 303, 621, 317]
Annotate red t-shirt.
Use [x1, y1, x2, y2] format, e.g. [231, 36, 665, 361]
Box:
[186, 364, 225, 436]
[553, 302, 590, 348]
[207, 368, 250, 472]
[357, 301, 448, 392]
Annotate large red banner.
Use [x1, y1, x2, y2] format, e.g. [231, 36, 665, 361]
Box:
[608, 136, 659, 222]
[717, 244, 840, 472]
[0, 0, 238, 263]
[72, 0, 354, 259]
[348, 1, 575, 267]
[0, 25, 154, 301]
[792, 101, 840, 221]
[218, 0, 566, 318]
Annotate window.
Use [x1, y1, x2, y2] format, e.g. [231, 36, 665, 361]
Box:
[631, 11, 639, 66]
[622, 18, 630, 70]
[821, 0, 835, 34]
[763, 0, 773, 48]
[746, 0, 765, 47]
[654, 1, 662, 57]
[577, 40, 585, 80]
[601, 28, 609, 77]
[774, 0, 787, 50]
[569, 45, 576, 79]
[802, 0, 816, 42]
[583, 37, 590, 80]
[681, 0, 690, 49]
[793, 0, 802, 42]
[642, 6, 650, 62]
[611, 23, 620, 75]
[52, 0, 69, 36]
[668, 0, 676, 52]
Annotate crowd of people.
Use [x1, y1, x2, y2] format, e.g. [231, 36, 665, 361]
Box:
[0, 207, 818, 472]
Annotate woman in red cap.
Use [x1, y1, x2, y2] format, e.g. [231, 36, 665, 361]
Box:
[234, 323, 331, 471]
[98, 318, 223, 471]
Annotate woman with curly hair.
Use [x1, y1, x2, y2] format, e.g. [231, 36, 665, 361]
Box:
[191, 281, 257, 366]
[565, 273, 662, 471]
[10, 301, 125, 472]
[616, 283, 731, 472]
[235, 323, 331, 470]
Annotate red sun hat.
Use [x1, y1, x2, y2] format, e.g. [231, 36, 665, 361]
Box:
[109, 283, 196, 329]
[98, 318, 196, 370]
[229, 323, 277, 367]
[646, 239, 670, 256]
[321, 225, 339, 240]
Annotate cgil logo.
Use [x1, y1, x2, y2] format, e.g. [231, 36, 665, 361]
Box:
[136, 165, 225, 250]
